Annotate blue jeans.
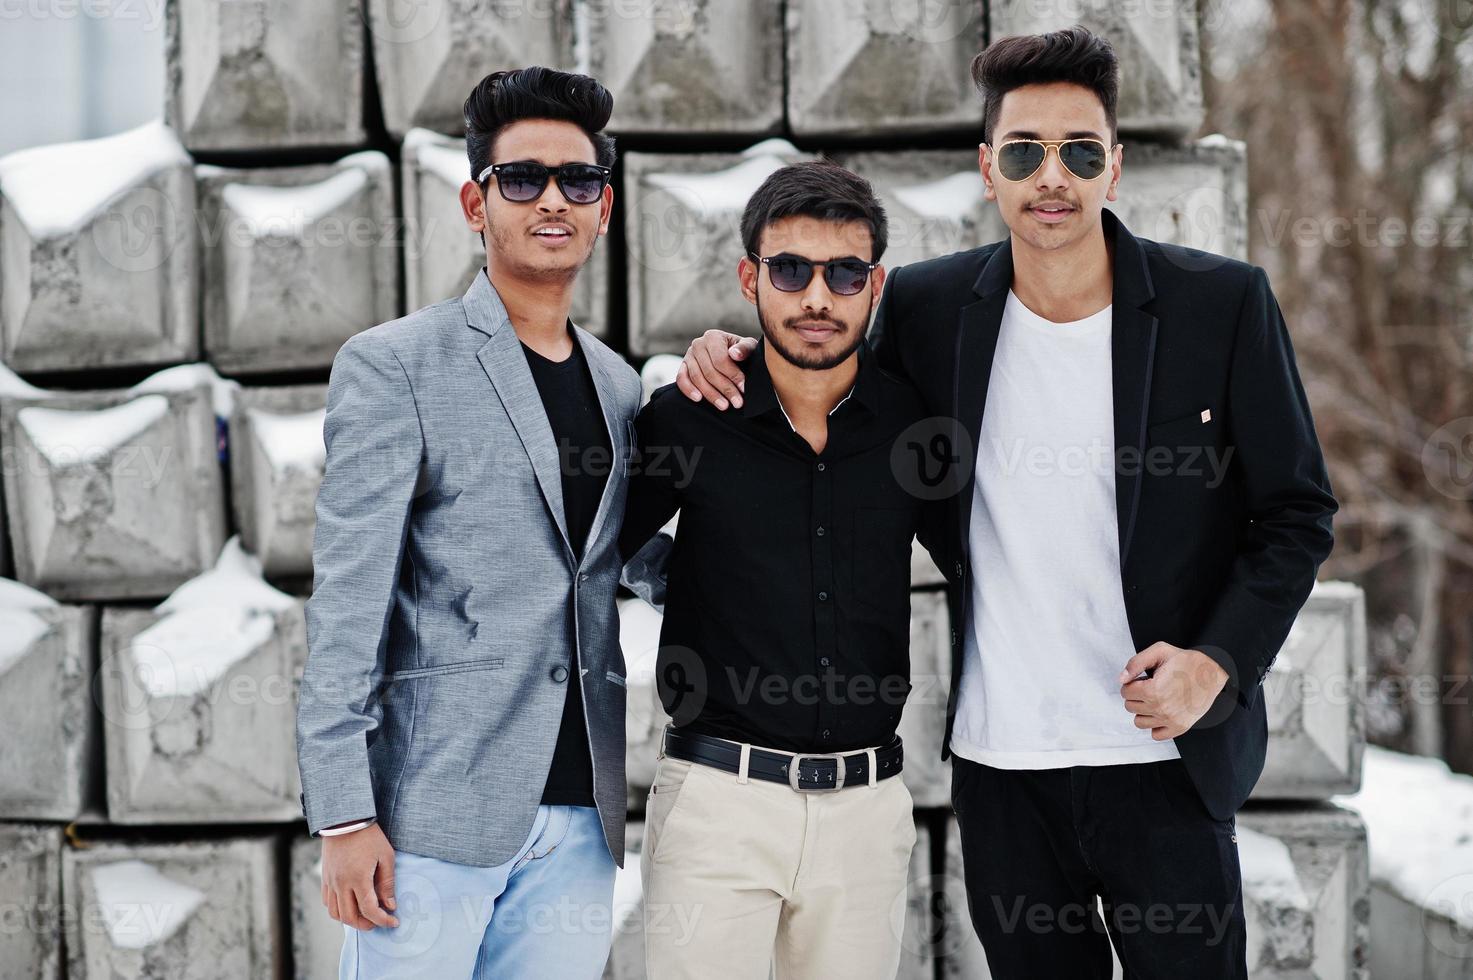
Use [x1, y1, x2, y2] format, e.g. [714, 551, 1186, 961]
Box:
[338, 804, 616, 979]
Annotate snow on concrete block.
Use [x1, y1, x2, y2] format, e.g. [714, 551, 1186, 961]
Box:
[0, 364, 233, 601]
[989, 0, 1204, 137]
[400, 128, 609, 334]
[787, 0, 985, 137]
[626, 140, 809, 356]
[578, 0, 783, 136]
[197, 152, 399, 373]
[1108, 136, 1248, 265]
[99, 537, 307, 823]
[229, 385, 327, 579]
[1254, 581, 1367, 800]
[835, 150, 1000, 267]
[0, 582, 99, 820]
[0, 121, 198, 372]
[164, 0, 365, 151]
[289, 834, 341, 980]
[1339, 746, 1473, 976]
[62, 836, 279, 978]
[0, 823, 64, 980]
[367, 0, 575, 137]
[601, 821, 644, 980]
[899, 590, 952, 807]
[620, 597, 668, 806]
[1237, 805, 1370, 979]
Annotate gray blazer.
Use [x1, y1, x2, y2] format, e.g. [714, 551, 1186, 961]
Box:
[296, 269, 641, 868]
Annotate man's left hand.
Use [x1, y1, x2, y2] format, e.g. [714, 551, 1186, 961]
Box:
[1118, 642, 1230, 740]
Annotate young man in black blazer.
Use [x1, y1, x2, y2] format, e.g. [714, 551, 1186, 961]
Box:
[675, 26, 1336, 980]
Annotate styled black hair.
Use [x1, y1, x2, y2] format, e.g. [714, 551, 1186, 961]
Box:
[740, 160, 888, 263]
[970, 26, 1120, 145]
[463, 66, 616, 183]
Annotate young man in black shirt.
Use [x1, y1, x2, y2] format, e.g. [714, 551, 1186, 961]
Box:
[619, 161, 950, 979]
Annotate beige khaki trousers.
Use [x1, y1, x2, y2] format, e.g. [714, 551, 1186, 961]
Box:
[640, 742, 918, 979]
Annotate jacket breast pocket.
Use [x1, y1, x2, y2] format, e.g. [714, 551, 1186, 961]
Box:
[1148, 407, 1216, 448]
[382, 657, 506, 681]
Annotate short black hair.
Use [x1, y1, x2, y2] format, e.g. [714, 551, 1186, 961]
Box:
[971, 26, 1119, 145]
[463, 66, 616, 183]
[740, 160, 888, 263]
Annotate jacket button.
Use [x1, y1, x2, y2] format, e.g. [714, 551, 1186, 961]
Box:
[551, 665, 569, 683]
[954, 561, 964, 577]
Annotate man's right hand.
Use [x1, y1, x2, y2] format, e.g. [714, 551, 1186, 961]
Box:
[321, 822, 400, 931]
[676, 330, 758, 410]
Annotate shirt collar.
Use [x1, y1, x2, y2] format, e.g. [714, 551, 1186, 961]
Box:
[741, 337, 880, 428]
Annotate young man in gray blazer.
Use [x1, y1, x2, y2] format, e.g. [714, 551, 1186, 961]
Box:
[295, 67, 641, 978]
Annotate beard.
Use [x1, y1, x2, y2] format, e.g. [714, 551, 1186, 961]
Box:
[486, 217, 595, 283]
[758, 300, 870, 371]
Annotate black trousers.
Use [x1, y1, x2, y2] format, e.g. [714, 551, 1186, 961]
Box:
[950, 754, 1247, 980]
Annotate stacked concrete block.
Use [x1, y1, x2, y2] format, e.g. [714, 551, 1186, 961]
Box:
[1340, 746, 1473, 978]
[400, 128, 609, 333]
[899, 590, 953, 807]
[897, 819, 938, 980]
[367, 0, 575, 136]
[0, 363, 232, 601]
[989, 0, 1204, 137]
[290, 833, 342, 980]
[602, 821, 644, 980]
[0, 579, 98, 819]
[228, 384, 327, 579]
[1108, 136, 1249, 262]
[164, 0, 365, 151]
[0, 823, 64, 980]
[619, 596, 668, 804]
[62, 836, 280, 978]
[0, 121, 197, 372]
[1237, 806, 1371, 979]
[625, 139, 809, 356]
[196, 151, 398, 373]
[637, 354, 682, 405]
[911, 537, 946, 587]
[836, 150, 998, 267]
[1254, 581, 1367, 800]
[578, 0, 783, 136]
[787, 0, 985, 137]
[99, 537, 307, 823]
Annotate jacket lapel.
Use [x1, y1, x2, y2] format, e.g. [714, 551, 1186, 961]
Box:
[953, 238, 1013, 557]
[463, 269, 573, 556]
[572, 324, 622, 565]
[1105, 209, 1160, 573]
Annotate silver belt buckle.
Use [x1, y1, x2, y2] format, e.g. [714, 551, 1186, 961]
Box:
[787, 752, 847, 793]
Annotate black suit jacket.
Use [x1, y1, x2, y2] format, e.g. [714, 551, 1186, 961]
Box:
[870, 207, 1337, 820]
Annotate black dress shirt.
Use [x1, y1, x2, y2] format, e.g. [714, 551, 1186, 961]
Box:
[619, 340, 943, 753]
[523, 331, 609, 807]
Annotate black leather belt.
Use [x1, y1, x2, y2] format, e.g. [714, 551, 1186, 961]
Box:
[661, 727, 903, 792]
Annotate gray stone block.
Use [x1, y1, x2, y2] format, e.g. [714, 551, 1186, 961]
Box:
[99, 537, 307, 823]
[367, 0, 575, 137]
[1254, 581, 1367, 801]
[289, 833, 341, 980]
[899, 590, 952, 807]
[989, 0, 1204, 137]
[1237, 804, 1371, 979]
[1371, 884, 1473, 979]
[0, 364, 232, 602]
[0, 583, 98, 820]
[602, 820, 644, 980]
[0, 122, 198, 372]
[897, 818, 937, 980]
[625, 140, 809, 357]
[911, 537, 945, 587]
[787, 0, 985, 137]
[620, 596, 668, 805]
[197, 152, 399, 374]
[62, 836, 279, 978]
[0, 823, 64, 980]
[229, 384, 327, 579]
[578, 0, 783, 136]
[835, 149, 998, 267]
[164, 0, 365, 151]
[1107, 136, 1248, 263]
[400, 128, 609, 334]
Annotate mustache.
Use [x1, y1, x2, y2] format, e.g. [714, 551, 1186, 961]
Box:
[784, 313, 845, 329]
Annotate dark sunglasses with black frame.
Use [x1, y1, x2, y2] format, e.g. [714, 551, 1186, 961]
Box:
[748, 252, 880, 296]
[476, 160, 612, 205]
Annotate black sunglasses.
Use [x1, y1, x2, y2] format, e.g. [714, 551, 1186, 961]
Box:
[749, 252, 879, 296]
[476, 161, 612, 205]
[990, 139, 1114, 182]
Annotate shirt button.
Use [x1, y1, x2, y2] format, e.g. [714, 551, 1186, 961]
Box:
[816, 526, 825, 536]
[821, 729, 831, 738]
[820, 657, 830, 667]
[816, 462, 826, 472]
[817, 591, 828, 602]
[551, 665, 569, 683]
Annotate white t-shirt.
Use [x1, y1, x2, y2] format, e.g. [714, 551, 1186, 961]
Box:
[949, 290, 1180, 768]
